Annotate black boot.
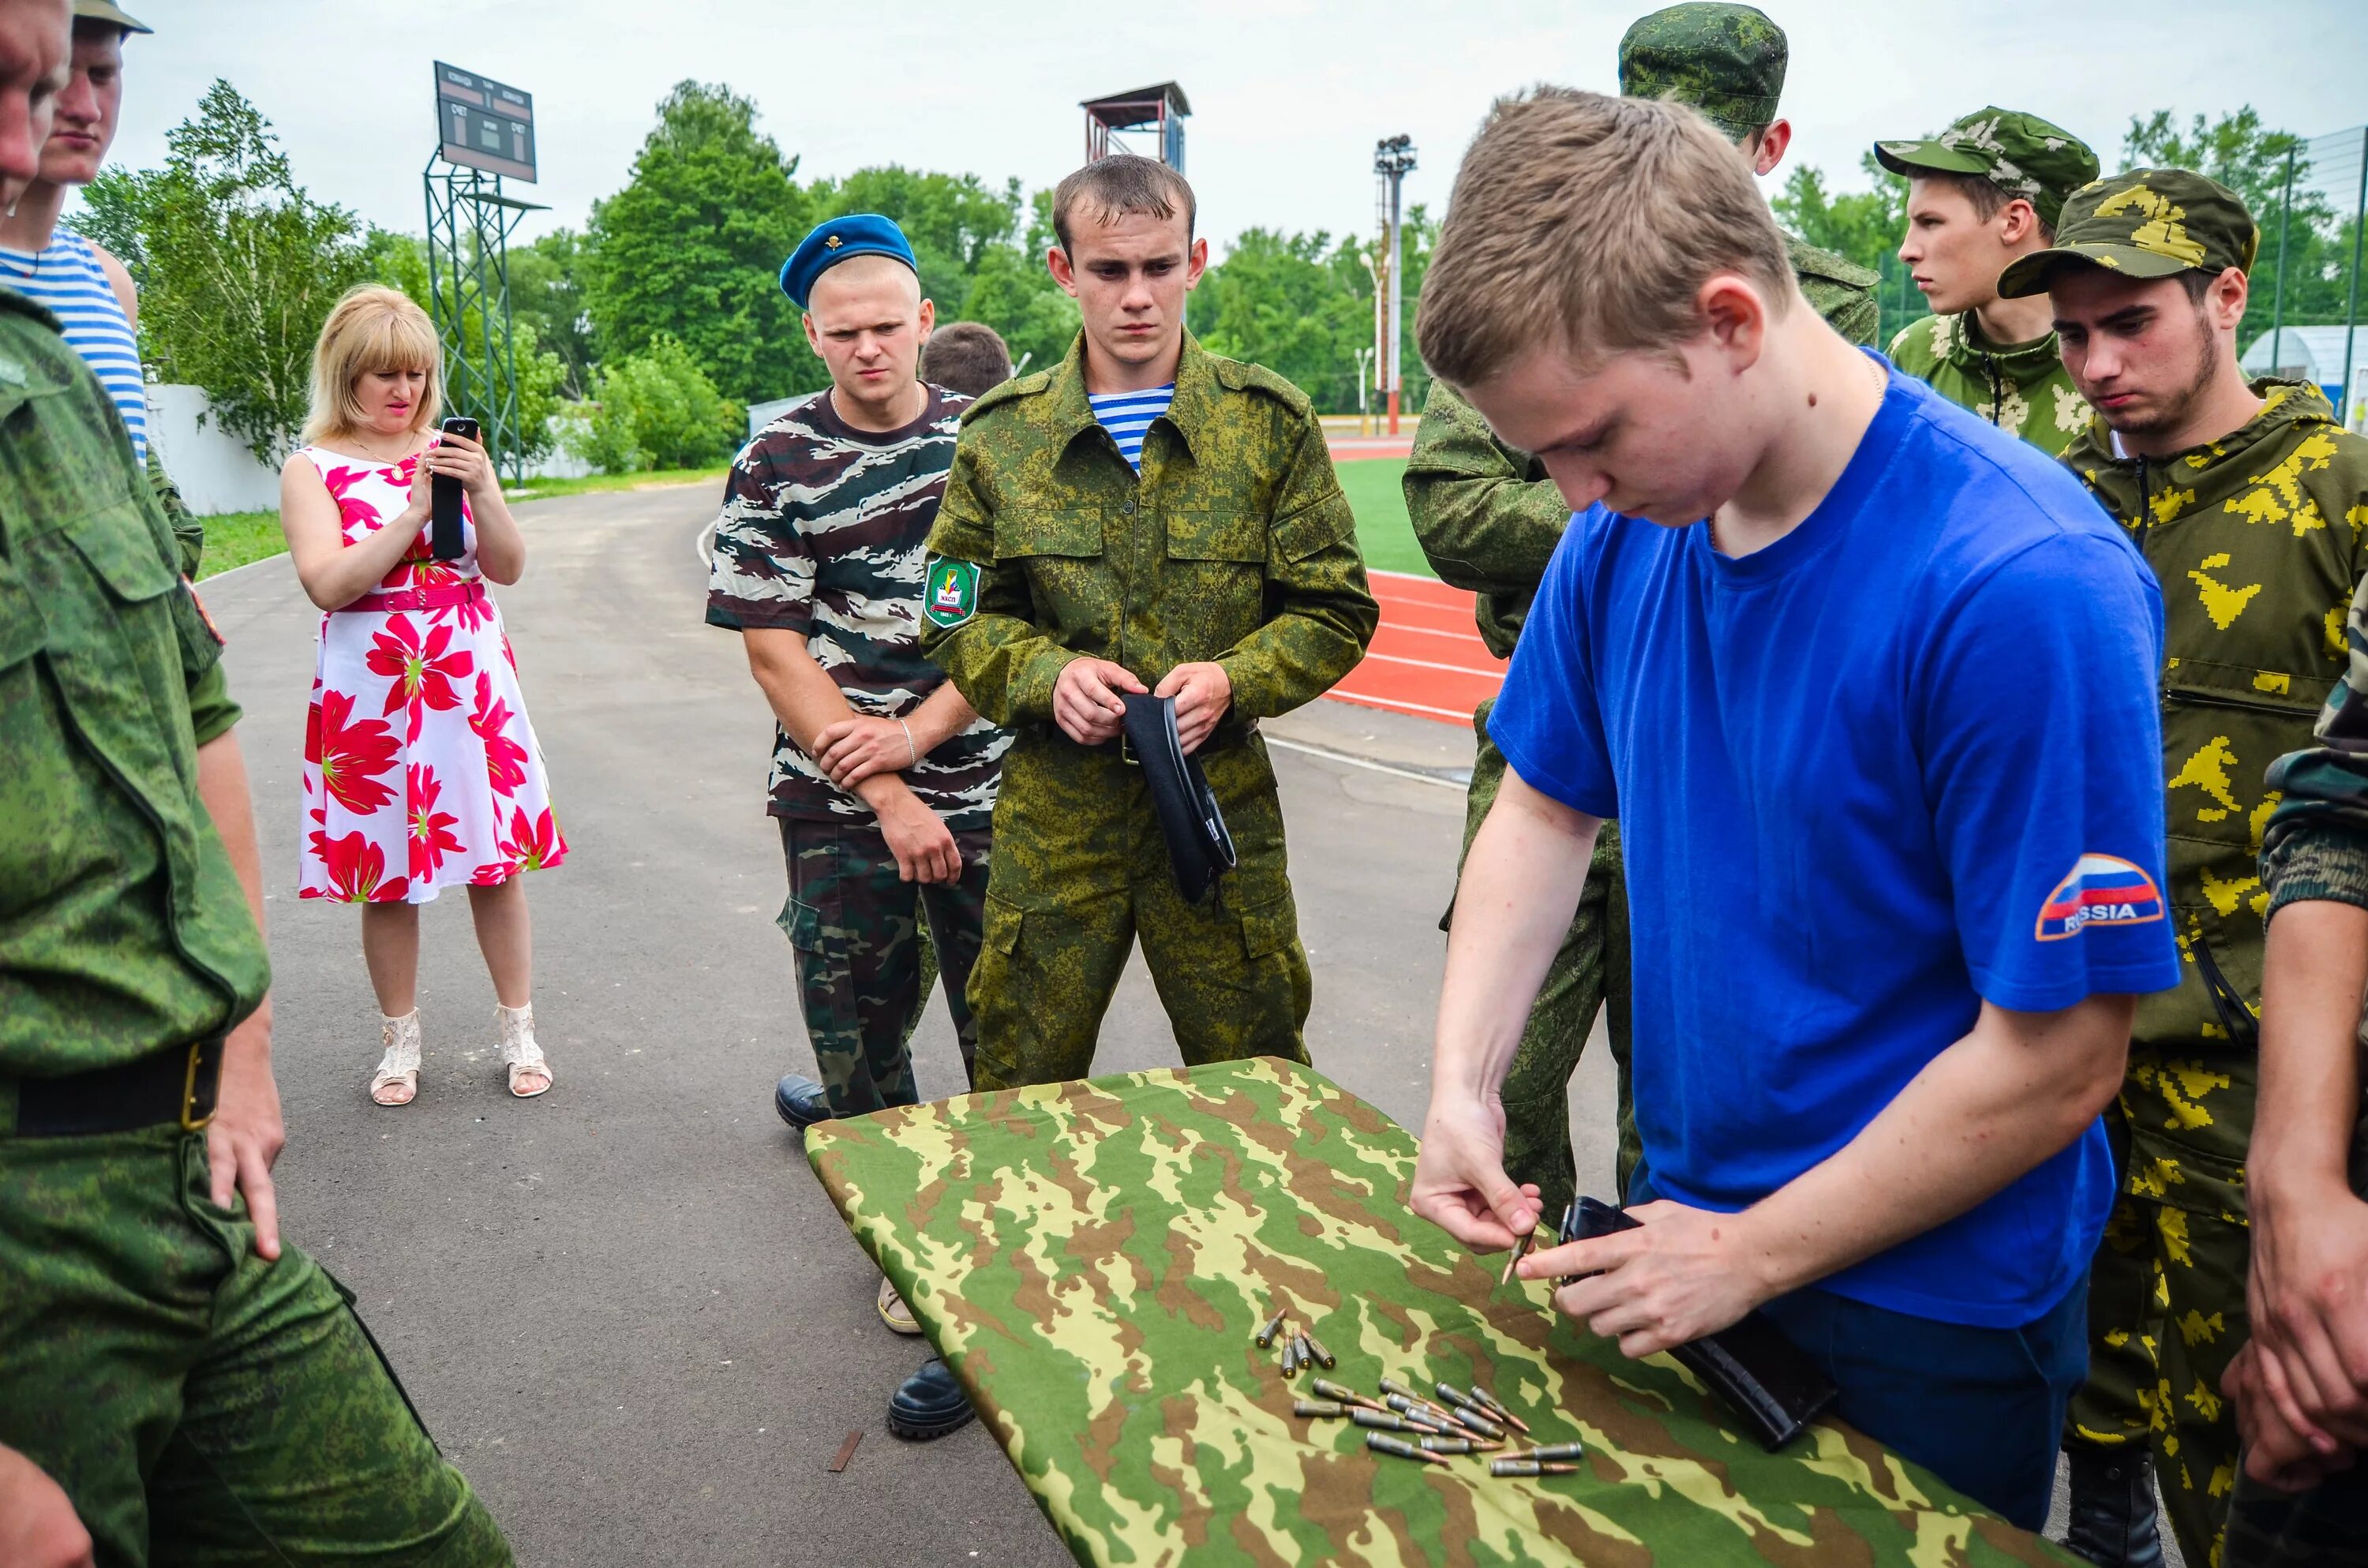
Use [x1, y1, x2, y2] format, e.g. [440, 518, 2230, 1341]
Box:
[2063, 1443, 2167, 1568]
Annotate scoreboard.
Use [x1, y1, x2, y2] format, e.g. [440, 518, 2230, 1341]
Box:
[434, 62, 536, 182]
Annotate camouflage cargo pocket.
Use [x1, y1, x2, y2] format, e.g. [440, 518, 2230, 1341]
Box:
[777, 894, 826, 954]
[1235, 888, 1298, 961]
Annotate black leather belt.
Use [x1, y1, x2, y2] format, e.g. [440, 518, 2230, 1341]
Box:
[11, 1038, 223, 1138]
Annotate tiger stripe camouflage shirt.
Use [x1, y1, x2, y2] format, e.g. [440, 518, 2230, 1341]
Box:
[706, 384, 1007, 830]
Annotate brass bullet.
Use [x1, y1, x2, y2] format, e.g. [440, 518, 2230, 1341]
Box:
[1301, 1330, 1336, 1370]
[1468, 1384, 1532, 1435]
[1291, 1332, 1317, 1373]
[1499, 1229, 1534, 1286]
[1491, 1459, 1580, 1477]
[1310, 1377, 1384, 1412]
[1254, 1307, 1290, 1348]
[1293, 1399, 1347, 1419]
[1368, 1433, 1451, 1465]
[1280, 1338, 1299, 1376]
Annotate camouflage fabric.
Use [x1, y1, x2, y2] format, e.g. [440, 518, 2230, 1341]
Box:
[1998, 168, 2261, 301]
[1460, 709, 1638, 1220]
[1788, 233, 1882, 350]
[1874, 108, 2100, 231]
[1886, 311, 2093, 455]
[2067, 1177, 2253, 1565]
[2263, 567, 2368, 915]
[780, 816, 989, 1116]
[707, 384, 1007, 829]
[0, 286, 269, 1076]
[806, 1056, 2081, 1567]
[0, 1125, 511, 1566]
[1617, 2, 1786, 140]
[2061, 380, 2368, 1568]
[923, 331, 1376, 1083]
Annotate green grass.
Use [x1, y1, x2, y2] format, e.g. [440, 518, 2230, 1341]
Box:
[1336, 457, 1433, 578]
[506, 465, 729, 502]
[195, 511, 287, 580]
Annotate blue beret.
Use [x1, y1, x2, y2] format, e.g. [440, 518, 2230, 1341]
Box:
[780, 214, 919, 309]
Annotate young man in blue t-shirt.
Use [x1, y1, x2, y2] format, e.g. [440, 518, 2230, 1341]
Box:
[1407, 88, 2183, 1530]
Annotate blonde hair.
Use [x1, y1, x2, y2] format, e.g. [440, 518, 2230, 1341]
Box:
[301, 285, 443, 445]
[1416, 88, 1794, 391]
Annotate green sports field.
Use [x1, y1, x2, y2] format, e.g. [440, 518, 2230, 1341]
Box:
[1336, 457, 1432, 578]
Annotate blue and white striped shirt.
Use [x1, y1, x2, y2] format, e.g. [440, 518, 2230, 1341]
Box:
[1087, 383, 1175, 471]
[0, 233, 146, 461]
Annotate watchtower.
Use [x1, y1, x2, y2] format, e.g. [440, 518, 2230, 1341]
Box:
[1081, 83, 1190, 171]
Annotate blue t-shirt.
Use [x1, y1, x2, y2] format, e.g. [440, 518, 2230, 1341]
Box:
[1088, 384, 1174, 470]
[1490, 363, 2182, 1327]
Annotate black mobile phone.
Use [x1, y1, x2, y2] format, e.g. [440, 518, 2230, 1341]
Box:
[431, 417, 478, 560]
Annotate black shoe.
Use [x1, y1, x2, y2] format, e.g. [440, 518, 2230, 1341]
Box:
[773, 1073, 834, 1131]
[887, 1357, 974, 1441]
[2063, 1443, 2167, 1568]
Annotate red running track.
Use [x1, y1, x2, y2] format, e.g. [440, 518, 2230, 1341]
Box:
[1325, 569, 1501, 728]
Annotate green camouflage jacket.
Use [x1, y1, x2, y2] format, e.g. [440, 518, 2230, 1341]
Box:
[2262, 568, 2368, 919]
[0, 288, 268, 1075]
[1887, 309, 2091, 456]
[1405, 231, 1878, 655]
[922, 331, 1376, 734]
[2066, 380, 2368, 1057]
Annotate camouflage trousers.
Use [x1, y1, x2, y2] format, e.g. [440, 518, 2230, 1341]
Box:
[968, 737, 1310, 1090]
[1455, 705, 1636, 1222]
[778, 815, 991, 1117]
[2068, 1046, 2260, 1568]
[0, 1123, 509, 1566]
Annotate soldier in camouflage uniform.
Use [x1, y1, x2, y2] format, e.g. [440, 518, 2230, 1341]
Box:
[923, 155, 1377, 1091]
[0, 4, 511, 1550]
[1998, 168, 2368, 1568]
[2215, 574, 2368, 1568]
[1875, 109, 2100, 456]
[1405, 2, 1878, 1220]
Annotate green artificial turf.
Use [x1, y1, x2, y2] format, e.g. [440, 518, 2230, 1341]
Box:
[1335, 457, 1433, 578]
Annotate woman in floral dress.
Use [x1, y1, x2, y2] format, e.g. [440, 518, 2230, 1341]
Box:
[279, 286, 567, 1106]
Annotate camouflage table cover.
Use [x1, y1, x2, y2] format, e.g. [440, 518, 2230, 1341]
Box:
[805, 1057, 2077, 1567]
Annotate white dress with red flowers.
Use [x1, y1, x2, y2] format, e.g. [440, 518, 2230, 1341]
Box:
[295, 444, 568, 904]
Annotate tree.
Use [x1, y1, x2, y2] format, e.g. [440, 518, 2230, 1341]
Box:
[1190, 227, 1369, 410]
[69, 80, 367, 462]
[2121, 107, 2351, 327]
[580, 81, 811, 407]
[956, 244, 1077, 379]
[564, 334, 741, 473]
[510, 228, 596, 399]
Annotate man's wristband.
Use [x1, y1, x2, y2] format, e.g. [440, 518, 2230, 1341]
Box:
[898, 718, 917, 768]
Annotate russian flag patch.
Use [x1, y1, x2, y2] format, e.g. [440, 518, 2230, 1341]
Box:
[2035, 853, 2164, 941]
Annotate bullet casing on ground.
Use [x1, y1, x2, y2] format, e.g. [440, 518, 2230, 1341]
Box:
[1254, 1308, 1290, 1348]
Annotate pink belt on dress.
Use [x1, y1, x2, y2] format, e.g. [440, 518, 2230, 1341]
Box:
[335, 580, 487, 615]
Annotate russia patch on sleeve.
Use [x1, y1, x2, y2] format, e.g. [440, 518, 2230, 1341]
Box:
[924, 558, 978, 629]
[2035, 853, 2164, 941]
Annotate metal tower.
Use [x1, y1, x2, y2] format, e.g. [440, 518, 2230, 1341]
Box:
[1372, 135, 1416, 436]
[1082, 83, 1190, 170]
[425, 63, 544, 485]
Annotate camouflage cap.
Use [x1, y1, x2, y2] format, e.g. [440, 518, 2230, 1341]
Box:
[1874, 108, 2099, 230]
[72, 0, 152, 32]
[1996, 168, 2260, 298]
[1617, 4, 1787, 142]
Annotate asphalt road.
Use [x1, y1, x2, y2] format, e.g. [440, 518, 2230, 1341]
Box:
[200, 484, 1623, 1567]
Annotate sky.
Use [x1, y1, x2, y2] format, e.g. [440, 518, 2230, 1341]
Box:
[94, 0, 2368, 254]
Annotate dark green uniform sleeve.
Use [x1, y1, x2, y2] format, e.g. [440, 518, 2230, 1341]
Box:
[1401, 386, 1567, 596]
[923, 434, 1074, 727]
[1215, 411, 1377, 720]
[149, 443, 202, 578]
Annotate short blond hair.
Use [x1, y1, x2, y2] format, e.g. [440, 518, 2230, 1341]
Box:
[302, 285, 443, 445]
[1417, 88, 1793, 390]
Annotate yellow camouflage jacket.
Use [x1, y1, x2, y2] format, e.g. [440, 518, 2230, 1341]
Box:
[921, 331, 1377, 739]
[2066, 380, 2368, 1055]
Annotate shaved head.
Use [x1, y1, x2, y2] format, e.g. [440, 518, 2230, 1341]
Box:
[807, 253, 920, 316]
[802, 251, 933, 430]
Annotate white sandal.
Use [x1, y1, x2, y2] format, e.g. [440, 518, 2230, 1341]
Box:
[496, 1002, 553, 1098]
[371, 1010, 422, 1106]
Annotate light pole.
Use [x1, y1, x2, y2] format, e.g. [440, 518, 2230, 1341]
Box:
[1373, 134, 1416, 436]
[1354, 344, 1376, 437]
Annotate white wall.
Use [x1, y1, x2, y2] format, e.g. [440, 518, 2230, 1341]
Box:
[149, 384, 591, 510]
[148, 383, 280, 516]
